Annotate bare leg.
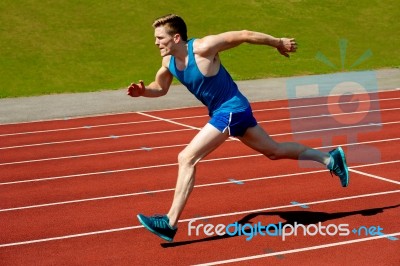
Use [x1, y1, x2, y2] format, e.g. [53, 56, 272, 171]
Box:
[167, 123, 229, 227]
[238, 125, 331, 165]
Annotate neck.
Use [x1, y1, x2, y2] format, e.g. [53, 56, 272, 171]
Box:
[173, 41, 188, 61]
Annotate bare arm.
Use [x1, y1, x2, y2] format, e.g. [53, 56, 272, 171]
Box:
[195, 30, 297, 57]
[127, 57, 173, 98]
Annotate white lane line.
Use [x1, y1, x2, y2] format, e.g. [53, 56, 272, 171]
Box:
[0, 154, 259, 185]
[258, 107, 400, 124]
[0, 143, 190, 166]
[0, 119, 159, 137]
[1, 138, 399, 186]
[0, 128, 193, 150]
[0, 117, 398, 152]
[1, 159, 399, 212]
[138, 111, 240, 142]
[270, 121, 397, 137]
[171, 105, 400, 123]
[0, 225, 144, 248]
[1, 101, 398, 149]
[194, 232, 400, 265]
[1, 129, 399, 166]
[1, 93, 398, 136]
[1, 104, 398, 142]
[254, 96, 400, 111]
[1, 189, 399, 248]
[349, 169, 400, 185]
[137, 111, 201, 131]
[0, 169, 326, 212]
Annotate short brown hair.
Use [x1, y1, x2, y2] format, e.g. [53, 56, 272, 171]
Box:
[152, 14, 188, 42]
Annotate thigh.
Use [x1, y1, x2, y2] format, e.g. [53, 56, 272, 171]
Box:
[238, 124, 279, 155]
[182, 123, 230, 164]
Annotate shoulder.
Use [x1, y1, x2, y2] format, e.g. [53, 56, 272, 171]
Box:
[192, 37, 207, 53]
[192, 37, 217, 58]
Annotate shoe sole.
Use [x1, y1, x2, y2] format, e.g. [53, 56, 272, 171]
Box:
[337, 147, 349, 187]
[137, 214, 173, 242]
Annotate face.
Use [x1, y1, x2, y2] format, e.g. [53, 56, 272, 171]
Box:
[154, 26, 177, 57]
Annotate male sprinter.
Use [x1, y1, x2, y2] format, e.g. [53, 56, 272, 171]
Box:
[128, 14, 349, 242]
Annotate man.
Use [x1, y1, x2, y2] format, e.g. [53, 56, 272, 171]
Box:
[128, 14, 349, 242]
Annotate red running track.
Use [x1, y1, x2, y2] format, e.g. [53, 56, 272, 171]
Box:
[0, 90, 399, 265]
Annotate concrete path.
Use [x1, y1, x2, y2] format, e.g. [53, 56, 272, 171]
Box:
[0, 69, 398, 124]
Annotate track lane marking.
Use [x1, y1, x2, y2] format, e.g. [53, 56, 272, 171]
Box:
[194, 232, 400, 265]
[0, 119, 160, 137]
[1, 189, 399, 247]
[1, 159, 399, 211]
[1, 93, 398, 135]
[349, 169, 400, 185]
[0, 128, 194, 150]
[1, 136, 398, 166]
[1, 106, 398, 148]
[137, 111, 201, 130]
[1, 139, 399, 185]
[0, 116, 398, 155]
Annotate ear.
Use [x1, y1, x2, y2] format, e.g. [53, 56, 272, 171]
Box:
[173, 33, 181, 43]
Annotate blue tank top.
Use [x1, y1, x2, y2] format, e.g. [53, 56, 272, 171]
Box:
[168, 39, 250, 116]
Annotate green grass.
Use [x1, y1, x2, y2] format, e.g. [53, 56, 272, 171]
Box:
[1, 0, 399, 98]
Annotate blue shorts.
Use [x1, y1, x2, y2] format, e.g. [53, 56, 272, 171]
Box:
[209, 106, 258, 137]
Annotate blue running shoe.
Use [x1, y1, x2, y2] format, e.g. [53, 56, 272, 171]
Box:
[137, 214, 177, 242]
[328, 147, 349, 187]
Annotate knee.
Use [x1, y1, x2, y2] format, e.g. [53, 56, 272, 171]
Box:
[178, 150, 197, 167]
[264, 145, 283, 160]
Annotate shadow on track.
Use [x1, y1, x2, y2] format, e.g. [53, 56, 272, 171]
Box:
[161, 204, 400, 248]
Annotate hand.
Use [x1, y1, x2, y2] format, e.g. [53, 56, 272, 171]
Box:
[277, 38, 297, 57]
[127, 80, 145, 97]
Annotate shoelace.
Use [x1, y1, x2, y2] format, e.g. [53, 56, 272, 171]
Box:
[151, 215, 168, 229]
